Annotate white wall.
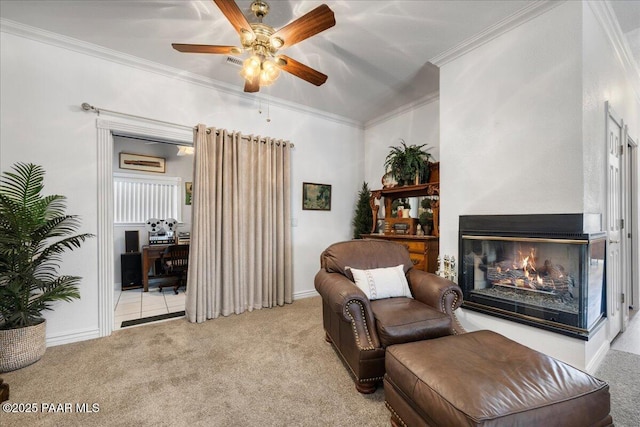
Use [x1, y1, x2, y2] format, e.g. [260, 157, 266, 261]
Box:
[364, 99, 440, 187]
[0, 30, 363, 344]
[581, 3, 640, 324]
[440, 1, 585, 258]
[582, 4, 639, 217]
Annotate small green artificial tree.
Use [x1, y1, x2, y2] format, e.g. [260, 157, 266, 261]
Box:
[352, 182, 373, 239]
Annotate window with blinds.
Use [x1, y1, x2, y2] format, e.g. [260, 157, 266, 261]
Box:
[114, 173, 182, 224]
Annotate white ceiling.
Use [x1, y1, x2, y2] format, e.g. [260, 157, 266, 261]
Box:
[1, 0, 638, 125]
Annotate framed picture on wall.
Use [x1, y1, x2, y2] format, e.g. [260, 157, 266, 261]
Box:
[185, 182, 193, 205]
[302, 182, 331, 211]
[119, 152, 166, 173]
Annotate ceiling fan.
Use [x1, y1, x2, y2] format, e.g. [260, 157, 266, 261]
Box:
[172, 0, 336, 93]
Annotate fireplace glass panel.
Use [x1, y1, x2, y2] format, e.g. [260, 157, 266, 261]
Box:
[460, 236, 605, 336]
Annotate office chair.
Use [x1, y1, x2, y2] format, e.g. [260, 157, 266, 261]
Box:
[159, 244, 189, 294]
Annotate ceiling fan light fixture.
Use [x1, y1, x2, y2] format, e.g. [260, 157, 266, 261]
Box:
[270, 37, 283, 49]
[259, 59, 280, 86]
[172, 0, 335, 93]
[240, 29, 255, 45]
[240, 55, 262, 80]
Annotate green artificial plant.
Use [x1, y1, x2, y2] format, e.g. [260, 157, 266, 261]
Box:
[0, 163, 93, 329]
[384, 140, 433, 185]
[352, 182, 373, 239]
[419, 198, 434, 234]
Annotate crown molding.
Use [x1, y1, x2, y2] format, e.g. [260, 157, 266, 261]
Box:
[364, 92, 440, 129]
[0, 18, 362, 129]
[588, 1, 640, 104]
[430, 0, 564, 67]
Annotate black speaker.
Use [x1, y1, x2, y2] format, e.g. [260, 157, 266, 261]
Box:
[125, 230, 139, 253]
[121, 253, 142, 289]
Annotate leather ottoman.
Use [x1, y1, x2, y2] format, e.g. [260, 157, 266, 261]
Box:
[384, 330, 612, 427]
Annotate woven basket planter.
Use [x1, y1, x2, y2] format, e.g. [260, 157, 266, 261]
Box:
[0, 320, 46, 372]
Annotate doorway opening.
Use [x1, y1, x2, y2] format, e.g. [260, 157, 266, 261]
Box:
[96, 118, 192, 337]
[606, 101, 639, 341]
[112, 135, 194, 330]
[624, 136, 638, 315]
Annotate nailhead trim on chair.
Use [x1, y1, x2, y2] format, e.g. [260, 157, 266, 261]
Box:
[344, 299, 375, 351]
[360, 375, 384, 383]
[439, 289, 456, 313]
[385, 401, 408, 427]
[452, 311, 466, 335]
[441, 290, 466, 335]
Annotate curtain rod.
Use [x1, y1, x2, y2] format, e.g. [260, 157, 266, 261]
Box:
[195, 127, 294, 147]
[81, 102, 193, 131]
[81, 102, 293, 147]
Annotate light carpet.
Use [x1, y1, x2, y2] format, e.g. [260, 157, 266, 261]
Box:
[1, 297, 387, 426]
[594, 349, 640, 426]
[1, 296, 637, 426]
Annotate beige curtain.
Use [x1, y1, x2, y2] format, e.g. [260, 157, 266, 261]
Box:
[186, 124, 292, 322]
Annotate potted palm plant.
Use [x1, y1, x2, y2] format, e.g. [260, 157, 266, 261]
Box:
[384, 140, 432, 186]
[0, 163, 93, 372]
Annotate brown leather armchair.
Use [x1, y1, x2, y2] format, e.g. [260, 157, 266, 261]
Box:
[315, 239, 464, 393]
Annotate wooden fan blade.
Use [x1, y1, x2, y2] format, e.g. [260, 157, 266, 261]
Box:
[213, 0, 254, 36]
[172, 44, 239, 54]
[271, 4, 335, 49]
[244, 76, 260, 93]
[276, 55, 328, 86]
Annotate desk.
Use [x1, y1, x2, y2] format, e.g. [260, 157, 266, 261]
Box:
[142, 244, 171, 292]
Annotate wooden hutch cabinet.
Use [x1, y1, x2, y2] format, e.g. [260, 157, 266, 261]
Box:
[363, 163, 440, 274]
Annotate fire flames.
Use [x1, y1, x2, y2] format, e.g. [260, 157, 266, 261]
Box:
[490, 246, 570, 293]
[519, 247, 537, 279]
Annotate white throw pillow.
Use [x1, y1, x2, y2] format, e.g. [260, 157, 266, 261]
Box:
[346, 264, 412, 300]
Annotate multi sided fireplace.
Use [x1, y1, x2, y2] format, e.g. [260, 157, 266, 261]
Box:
[459, 214, 606, 340]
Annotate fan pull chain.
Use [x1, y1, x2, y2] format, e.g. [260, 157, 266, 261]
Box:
[257, 96, 271, 123]
[266, 97, 271, 122]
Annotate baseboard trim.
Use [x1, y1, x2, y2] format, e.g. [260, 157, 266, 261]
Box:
[294, 289, 319, 300]
[46, 328, 101, 347]
[586, 340, 611, 375]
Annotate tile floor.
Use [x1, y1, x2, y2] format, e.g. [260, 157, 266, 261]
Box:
[114, 286, 185, 330]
